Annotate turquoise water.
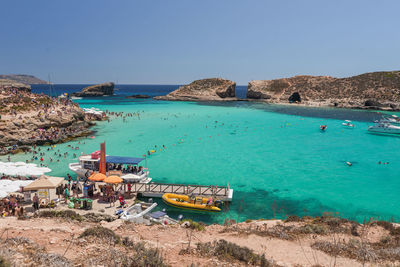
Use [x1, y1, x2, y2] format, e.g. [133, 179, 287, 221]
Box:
[3, 96, 400, 224]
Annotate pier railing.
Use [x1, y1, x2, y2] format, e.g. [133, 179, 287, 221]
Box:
[129, 182, 230, 198]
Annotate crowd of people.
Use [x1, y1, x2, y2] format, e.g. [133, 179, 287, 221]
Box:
[107, 163, 144, 174]
[1, 194, 24, 217]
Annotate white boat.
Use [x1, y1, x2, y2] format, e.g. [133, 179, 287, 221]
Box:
[119, 202, 179, 225]
[68, 154, 151, 183]
[342, 120, 354, 128]
[368, 122, 400, 134]
[120, 202, 158, 224]
[380, 115, 400, 125]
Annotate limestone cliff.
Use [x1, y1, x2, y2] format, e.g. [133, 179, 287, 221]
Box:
[72, 82, 114, 97]
[0, 81, 96, 152]
[247, 71, 400, 110]
[155, 78, 236, 101]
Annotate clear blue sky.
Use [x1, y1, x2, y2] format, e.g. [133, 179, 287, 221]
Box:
[1, 0, 399, 85]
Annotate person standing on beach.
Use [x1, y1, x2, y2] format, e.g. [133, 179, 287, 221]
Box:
[32, 193, 39, 211]
[64, 186, 69, 203]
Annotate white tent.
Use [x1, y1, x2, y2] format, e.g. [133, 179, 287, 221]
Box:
[0, 161, 51, 177]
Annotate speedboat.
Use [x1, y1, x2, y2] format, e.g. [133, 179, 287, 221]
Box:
[368, 122, 400, 134]
[68, 152, 151, 183]
[342, 120, 354, 128]
[162, 193, 222, 212]
[320, 125, 327, 131]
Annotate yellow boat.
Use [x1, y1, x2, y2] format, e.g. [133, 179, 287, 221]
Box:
[162, 193, 221, 212]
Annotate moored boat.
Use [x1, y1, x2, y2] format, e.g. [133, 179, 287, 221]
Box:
[69, 143, 151, 183]
[162, 193, 222, 212]
[342, 120, 354, 128]
[119, 202, 158, 223]
[368, 122, 400, 134]
[380, 115, 400, 125]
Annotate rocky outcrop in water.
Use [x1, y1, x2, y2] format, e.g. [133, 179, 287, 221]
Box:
[0, 79, 32, 92]
[125, 94, 151, 99]
[154, 78, 236, 101]
[72, 82, 114, 97]
[247, 71, 400, 110]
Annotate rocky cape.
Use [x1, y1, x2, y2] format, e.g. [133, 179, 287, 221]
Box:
[71, 82, 114, 97]
[0, 79, 31, 92]
[0, 74, 49, 85]
[247, 71, 400, 110]
[154, 78, 237, 101]
[0, 80, 98, 153]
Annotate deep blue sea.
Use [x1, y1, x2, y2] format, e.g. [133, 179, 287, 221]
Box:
[5, 84, 398, 224]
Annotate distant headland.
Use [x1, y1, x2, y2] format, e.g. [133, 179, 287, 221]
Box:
[0, 74, 49, 85]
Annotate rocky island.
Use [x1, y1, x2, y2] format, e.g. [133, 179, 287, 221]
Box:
[154, 78, 236, 101]
[0, 79, 98, 154]
[247, 71, 400, 110]
[125, 94, 151, 99]
[71, 82, 114, 97]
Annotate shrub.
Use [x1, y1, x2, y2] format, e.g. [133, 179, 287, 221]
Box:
[350, 223, 359, 236]
[181, 219, 206, 231]
[285, 215, 302, 222]
[79, 226, 120, 244]
[37, 210, 83, 221]
[377, 220, 395, 231]
[121, 238, 167, 267]
[296, 224, 328, 235]
[197, 239, 271, 266]
[0, 256, 11, 267]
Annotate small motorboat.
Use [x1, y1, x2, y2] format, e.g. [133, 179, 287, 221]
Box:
[342, 120, 354, 128]
[162, 193, 222, 212]
[320, 125, 327, 131]
[368, 122, 400, 134]
[120, 202, 158, 224]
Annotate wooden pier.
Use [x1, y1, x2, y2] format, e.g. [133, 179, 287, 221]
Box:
[130, 182, 233, 202]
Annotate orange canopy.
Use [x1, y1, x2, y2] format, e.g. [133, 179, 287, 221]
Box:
[104, 175, 123, 184]
[88, 172, 106, 182]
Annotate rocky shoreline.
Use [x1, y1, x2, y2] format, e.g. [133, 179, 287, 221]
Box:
[0, 79, 101, 155]
[155, 71, 400, 111]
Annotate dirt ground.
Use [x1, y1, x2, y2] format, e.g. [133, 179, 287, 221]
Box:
[0, 215, 399, 267]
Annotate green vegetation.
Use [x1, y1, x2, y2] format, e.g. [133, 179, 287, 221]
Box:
[196, 239, 271, 266]
[36, 210, 83, 221]
[121, 238, 167, 267]
[181, 219, 206, 231]
[0, 256, 11, 267]
[284, 215, 302, 222]
[79, 226, 120, 244]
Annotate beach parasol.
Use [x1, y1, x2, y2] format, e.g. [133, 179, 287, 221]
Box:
[88, 172, 106, 182]
[104, 175, 123, 184]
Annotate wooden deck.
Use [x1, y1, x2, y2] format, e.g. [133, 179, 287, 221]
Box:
[130, 183, 233, 202]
